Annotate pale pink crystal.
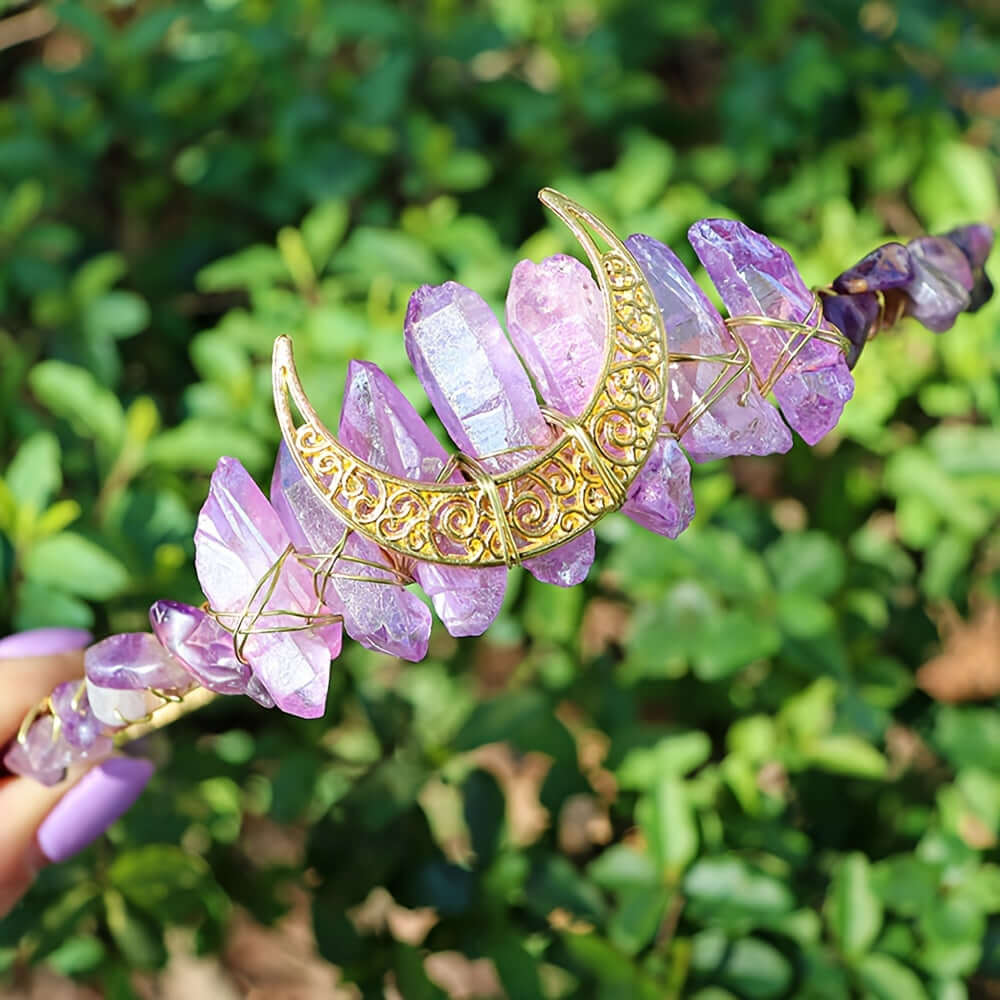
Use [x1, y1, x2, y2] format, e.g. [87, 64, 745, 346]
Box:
[196, 457, 331, 718]
[506, 255, 604, 417]
[688, 219, 854, 445]
[270, 444, 431, 660]
[404, 281, 594, 586]
[339, 361, 506, 637]
[622, 436, 695, 538]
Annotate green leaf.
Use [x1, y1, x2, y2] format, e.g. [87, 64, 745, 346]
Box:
[5, 430, 61, 513]
[301, 200, 350, 272]
[684, 858, 794, 930]
[637, 774, 698, 879]
[71, 252, 127, 304]
[23, 532, 129, 600]
[826, 853, 883, 957]
[587, 845, 659, 892]
[45, 936, 106, 976]
[145, 420, 270, 473]
[84, 290, 150, 340]
[104, 889, 167, 969]
[0, 178, 44, 238]
[28, 360, 125, 453]
[14, 580, 93, 630]
[608, 886, 669, 955]
[856, 953, 929, 1000]
[765, 531, 846, 597]
[806, 735, 888, 779]
[196, 245, 289, 291]
[617, 731, 712, 788]
[109, 846, 216, 923]
[691, 929, 793, 999]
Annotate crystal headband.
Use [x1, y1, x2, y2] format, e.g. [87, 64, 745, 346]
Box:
[5, 189, 993, 785]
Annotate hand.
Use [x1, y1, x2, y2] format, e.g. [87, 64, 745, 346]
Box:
[0, 629, 153, 917]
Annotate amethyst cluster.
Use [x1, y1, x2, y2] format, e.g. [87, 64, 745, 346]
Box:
[5, 216, 993, 783]
[821, 224, 994, 368]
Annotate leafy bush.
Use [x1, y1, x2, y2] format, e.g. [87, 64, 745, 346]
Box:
[1, 1, 999, 997]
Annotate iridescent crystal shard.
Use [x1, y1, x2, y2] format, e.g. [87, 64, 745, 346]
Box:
[196, 457, 332, 718]
[405, 280, 594, 585]
[339, 360, 506, 637]
[150, 600, 276, 706]
[271, 443, 431, 660]
[689, 219, 854, 445]
[625, 234, 792, 461]
[506, 255, 604, 417]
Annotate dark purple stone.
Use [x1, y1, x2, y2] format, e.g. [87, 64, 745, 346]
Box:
[832, 242, 913, 295]
[821, 293, 881, 369]
[944, 224, 994, 312]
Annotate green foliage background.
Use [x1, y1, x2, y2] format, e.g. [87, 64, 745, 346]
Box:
[2, 1, 1000, 996]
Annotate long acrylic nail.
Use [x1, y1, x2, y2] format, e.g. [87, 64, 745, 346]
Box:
[36, 757, 154, 863]
[0, 628, 92, 660]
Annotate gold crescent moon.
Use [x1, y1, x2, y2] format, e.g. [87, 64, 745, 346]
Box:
[272, 188, 669, 567]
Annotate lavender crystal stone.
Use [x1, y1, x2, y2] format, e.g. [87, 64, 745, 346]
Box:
[622, 436, 695, 538]
[339, 361, 506, 637]
[832, 242, 913, 295]
[899, 236, 973, 333]
[84, 632, 193, 693]
[505, 255, 605, 417]
[3, 716, 72, 786]
[405, 281, 594, 586]
[271, 443, 431, 660]
[150, 600, 275, 707]
[50, 681, 113, 755]
[196, 457, 331, 718]
[689, 219, 854, 445]
[625, 234, 792, 461]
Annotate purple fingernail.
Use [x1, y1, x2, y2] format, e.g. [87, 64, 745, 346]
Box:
[37, 757, 154, 863]
[0, 628, 92, 660]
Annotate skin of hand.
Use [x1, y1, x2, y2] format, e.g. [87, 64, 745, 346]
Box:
[0, 629, 154, 918]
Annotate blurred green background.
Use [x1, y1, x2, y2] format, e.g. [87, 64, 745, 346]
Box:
[2, 0, 1000, 997]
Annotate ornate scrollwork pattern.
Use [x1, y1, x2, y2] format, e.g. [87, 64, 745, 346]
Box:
[272, 189, 670, 567]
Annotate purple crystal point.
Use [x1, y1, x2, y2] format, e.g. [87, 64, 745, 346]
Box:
[688, 219, 854, 445]
[505, 255, 604, 417]
[625, 234, 792, 461]
[196, 457, 331, 718]
[4, 716, 73, 786]
[271, 444, 431, 660]
[339, 361, 506, 637]
[405, 281, 594, 587]
[946, 223, 994, 311]
[84, 632, 192, 692]
[150, 600, 275, 707]
[50, 681, 113, 755]
[832, 242, 913, 295]
[621, 436, 694, 538]
[898, 236, 973, 333]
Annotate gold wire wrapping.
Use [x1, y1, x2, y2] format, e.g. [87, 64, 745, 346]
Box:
[273, 188, 670, 568]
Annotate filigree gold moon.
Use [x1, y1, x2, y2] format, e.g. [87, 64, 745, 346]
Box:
[272, 188, 669, 567]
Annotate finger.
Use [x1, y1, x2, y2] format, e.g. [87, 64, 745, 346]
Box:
[0, 628, 92, 740]
[0, 757, 154, 917]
